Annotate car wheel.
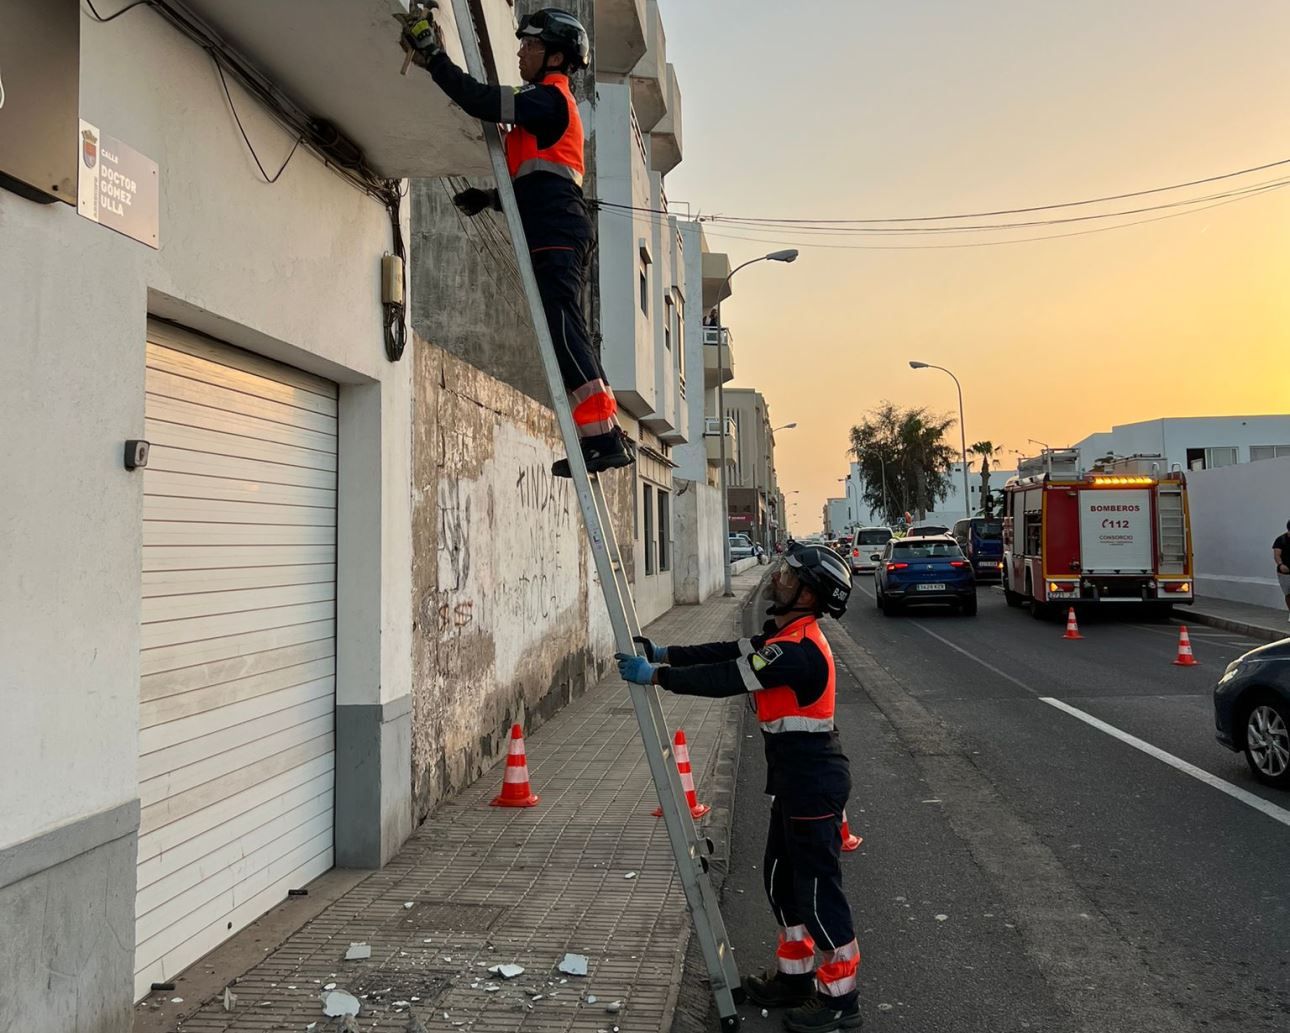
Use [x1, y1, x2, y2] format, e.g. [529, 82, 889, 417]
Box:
[1242, 694, 1290, 787]
[881, 597, 898, 617]
[961, 595, 978, 616]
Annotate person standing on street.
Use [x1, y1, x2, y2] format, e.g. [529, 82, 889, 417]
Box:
[615, 544, 862, 1032]
[1275, 519, 1290, 622]
[401, 6, 635, 477]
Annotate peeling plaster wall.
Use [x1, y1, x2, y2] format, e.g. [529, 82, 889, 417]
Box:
[673, 480, 726, 604]
[410, 341, 625, 821]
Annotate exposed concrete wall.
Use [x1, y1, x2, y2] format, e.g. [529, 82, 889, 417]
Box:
[1187, 456, 1290, 608]
[673, 480, 726, 604]
[409, 340, 626, 821]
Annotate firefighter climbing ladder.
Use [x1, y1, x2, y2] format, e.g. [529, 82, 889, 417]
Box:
[444, 2, 743, 1026]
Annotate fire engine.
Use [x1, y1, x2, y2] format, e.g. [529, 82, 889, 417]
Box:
[1002, 450, 1193, 616]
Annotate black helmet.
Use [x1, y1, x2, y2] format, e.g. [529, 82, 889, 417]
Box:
[516, 8, 590, 71]
[784, 543, 852, 618]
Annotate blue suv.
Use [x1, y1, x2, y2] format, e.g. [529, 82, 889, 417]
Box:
[875, 535, 977, 616]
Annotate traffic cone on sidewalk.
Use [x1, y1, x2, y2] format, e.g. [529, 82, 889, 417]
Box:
[490, 723, 540, 807]
[1063, 607, 1083, 640]
[1172, 626, 1199, 667]
[841, 810, 862, 852]
[652, 729, 711, 819]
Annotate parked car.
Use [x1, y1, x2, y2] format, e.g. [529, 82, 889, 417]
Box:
[1214, 638, 1290, 787]
[728, 533, 756, 561]
[952, 516, 1005, 581]
[874, 534, 977, 615]
[906, 522, 950, 538]
[849, 526, 893, 574]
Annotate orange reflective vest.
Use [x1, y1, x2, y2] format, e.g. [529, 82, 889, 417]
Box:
[753, 616, 836, 734]
[504, 73, 584, 187]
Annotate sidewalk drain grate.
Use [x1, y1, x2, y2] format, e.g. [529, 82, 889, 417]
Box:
[389, 901, 508, 932]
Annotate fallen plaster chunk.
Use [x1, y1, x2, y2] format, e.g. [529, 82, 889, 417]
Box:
[606, 1001, 622, 1013]
[586, 995, 598, 1005]
[404, 901, 414, 909]
[170, 998, 184, 1004]
[344, 943, 372, 961]
[489, 964, 525, 979]
[323, 983, 336, 991]
[623, 871, 637, 880]
[322, 989, 362, 1018]
[222, 988, 236, 1011]
[558, 953, 588, 976]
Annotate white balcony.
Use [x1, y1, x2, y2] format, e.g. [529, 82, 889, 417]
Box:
[628, 1, 667, 132]
[703, 326, 734, 386]
[595, 0, 648, 77]
[702, 251, 733, 313]
[176, 0, 518, 178]
[648, 63, 683, 174]
[704, 416, 737, 466]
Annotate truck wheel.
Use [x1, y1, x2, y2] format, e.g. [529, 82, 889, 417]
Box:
[1030, 597, 1052, 621]
[1002, 577, 1023, 608]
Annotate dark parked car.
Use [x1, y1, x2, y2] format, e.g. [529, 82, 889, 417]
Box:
[952, 517, 1005, 581]
[874, 535, 977, 616]
[1214, 638, 1290, 787]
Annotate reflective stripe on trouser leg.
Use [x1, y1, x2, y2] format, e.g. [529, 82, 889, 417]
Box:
[571, 380, 617, 438]
[775, 924, 816, 976]
[816, 940, 860, 997]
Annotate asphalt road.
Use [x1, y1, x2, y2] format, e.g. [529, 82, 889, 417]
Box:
[718, 584, 1290, 1033]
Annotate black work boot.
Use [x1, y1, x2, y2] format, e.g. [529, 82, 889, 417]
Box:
[742, 970, 816, 1009]
[551, 427, 636, 478]
[783, 997, 862, 1032]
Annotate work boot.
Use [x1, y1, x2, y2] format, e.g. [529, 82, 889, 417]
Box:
[551, 427, 636, 478]
[783, 997, 862, 1032]
[743, 970, 816, 1009]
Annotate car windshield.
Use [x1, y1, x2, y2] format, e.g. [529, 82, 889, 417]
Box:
[909, 525, 948, 536]
[972, 520, 1003, 539]
[893, 541, 962, 559]
[856, 530, 891, 545]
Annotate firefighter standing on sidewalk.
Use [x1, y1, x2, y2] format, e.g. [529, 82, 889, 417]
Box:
[401, 6, 635, 476]
[616, 544, 862, 1032]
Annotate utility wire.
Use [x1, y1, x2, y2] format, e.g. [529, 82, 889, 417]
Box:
[84, 0, 155, 21]
[594, 155, 1290, 227]
[214, 62, 302, 184]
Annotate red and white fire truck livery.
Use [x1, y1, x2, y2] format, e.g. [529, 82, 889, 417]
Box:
[1002, 450, 1193, 616]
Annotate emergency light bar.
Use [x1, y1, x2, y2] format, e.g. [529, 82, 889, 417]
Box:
[1090, 475, 1155, 486]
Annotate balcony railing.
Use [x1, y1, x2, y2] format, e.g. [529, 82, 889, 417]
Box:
[703, 326, 734, 386]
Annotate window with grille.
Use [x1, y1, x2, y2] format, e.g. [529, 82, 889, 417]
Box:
[644, 484, 655, 574]
[658, 489, 670, 571]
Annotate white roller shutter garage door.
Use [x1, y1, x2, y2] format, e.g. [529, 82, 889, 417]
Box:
[135, 323, 337, 997]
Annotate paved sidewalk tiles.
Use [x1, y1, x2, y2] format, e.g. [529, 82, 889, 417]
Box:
[1189, 595, 1290, 643]
[164, 568, 767, 1033]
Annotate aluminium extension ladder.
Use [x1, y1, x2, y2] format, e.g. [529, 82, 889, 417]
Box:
[445, 2, 743, 1026]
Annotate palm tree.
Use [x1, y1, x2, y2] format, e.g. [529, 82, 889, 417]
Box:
[968, 441, 1002, 516]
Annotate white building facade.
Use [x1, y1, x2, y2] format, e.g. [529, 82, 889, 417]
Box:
[1075, 415, 1290, 473]
[0, 1, 519, 1026]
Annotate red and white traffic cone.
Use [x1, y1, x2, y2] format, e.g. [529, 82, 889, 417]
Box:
[1062, 607, 1083, 640]
[653, 729, 710, 818]
[1172, 626, 1199, 667]
[841, 809, 862, 852]
[490, 723, 540, 807]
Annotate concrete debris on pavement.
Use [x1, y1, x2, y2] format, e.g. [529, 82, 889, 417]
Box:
[322, 989, 362, 1017]
[488, 963, 525, 979]
[557, 952, 588, 976]
[344, 942, 372, 960]
[221, 987, 236, 1011]
[623, 871, 637, 879]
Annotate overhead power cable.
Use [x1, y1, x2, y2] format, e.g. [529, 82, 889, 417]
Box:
[593, 155, 1290, 227]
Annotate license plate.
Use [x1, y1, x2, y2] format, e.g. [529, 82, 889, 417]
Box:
[916, 583, 946, 592]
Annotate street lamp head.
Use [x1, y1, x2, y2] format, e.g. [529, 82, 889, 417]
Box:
[766, 249, 799, 263]
[909, 360, 929, 369]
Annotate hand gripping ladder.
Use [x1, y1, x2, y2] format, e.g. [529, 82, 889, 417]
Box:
[444, 2, 743, 1025]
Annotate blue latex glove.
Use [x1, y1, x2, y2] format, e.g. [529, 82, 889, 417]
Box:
[632, 636, 668, 663]
[615, 653, 657, 685]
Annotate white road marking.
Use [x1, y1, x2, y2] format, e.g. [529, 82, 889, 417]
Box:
[902, 619, 1290, 830]
[1040, 696, 1290, 830]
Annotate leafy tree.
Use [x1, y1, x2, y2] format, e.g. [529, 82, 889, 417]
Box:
[968, 441, 1003, 517]
[849, 403, 957, 523]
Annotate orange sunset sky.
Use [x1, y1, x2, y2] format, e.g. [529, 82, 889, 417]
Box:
[656, 0, 1290, 532]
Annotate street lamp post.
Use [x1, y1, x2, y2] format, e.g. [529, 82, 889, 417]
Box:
[710, 250, 798, 596]
[910, 360, 970, 519]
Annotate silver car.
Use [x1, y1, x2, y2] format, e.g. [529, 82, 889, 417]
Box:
[728, 533, 756, 561]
